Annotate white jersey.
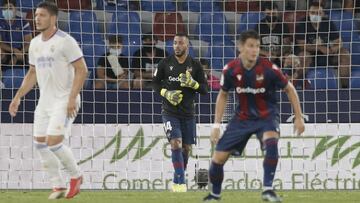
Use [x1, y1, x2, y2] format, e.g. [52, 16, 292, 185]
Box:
[28, 29, 84, 106]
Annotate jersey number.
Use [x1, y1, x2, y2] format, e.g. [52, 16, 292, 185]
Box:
[164, 121, 172, 132]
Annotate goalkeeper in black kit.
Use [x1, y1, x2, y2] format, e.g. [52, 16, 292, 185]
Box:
[152, 33, 208, 192]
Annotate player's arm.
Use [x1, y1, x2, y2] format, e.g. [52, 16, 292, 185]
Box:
[283, 83, 305, 135]
[9, 65, 37, 117]
[193, 61, 208, 94]
[68, 58, 88, 118]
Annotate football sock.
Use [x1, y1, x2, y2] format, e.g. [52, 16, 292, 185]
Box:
[209, 161, 224, 196]
[263, 138, 279, 189]
[171, 148, 185, 184]
[49, 142, 81, 178]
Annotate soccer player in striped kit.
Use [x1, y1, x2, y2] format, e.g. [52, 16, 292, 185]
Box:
[203, 30, 305, 202]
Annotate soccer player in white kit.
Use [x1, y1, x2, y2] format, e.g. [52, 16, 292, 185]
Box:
[8, 2, 87, 199]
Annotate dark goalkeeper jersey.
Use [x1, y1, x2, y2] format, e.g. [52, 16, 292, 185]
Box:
[152, 55, 208, 118]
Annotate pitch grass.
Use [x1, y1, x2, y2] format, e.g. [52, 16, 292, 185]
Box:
[1, 190, 360, 203]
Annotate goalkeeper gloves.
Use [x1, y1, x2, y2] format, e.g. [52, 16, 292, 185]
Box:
[179, 70, 199, 90]
[160, 88, 183, 106]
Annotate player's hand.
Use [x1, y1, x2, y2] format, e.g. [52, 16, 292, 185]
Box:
[294, 117, 305, 136]
[179, 70, 199, 90]
[210, 127, 221, 144]
[67, 98, 78, 119]
[9, 97, 21, 117]
[160, 89, 183, 106]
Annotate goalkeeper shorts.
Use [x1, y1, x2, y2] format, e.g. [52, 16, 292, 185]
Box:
[162, 115, 196, 145]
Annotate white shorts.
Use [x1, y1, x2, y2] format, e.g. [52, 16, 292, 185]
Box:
[33, 98, 80, 137]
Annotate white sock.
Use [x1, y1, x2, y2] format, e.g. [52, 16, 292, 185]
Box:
[34, 141, 65, 188]
[49, 142, 81, 178]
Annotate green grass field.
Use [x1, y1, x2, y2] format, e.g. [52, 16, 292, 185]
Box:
[1, 190, 360, 203]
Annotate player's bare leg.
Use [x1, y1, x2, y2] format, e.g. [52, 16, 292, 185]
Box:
[47, 135, 82, 199]
[262, 131, 282, 202]
[203, 151, 231, 202]
[170, 138, 186, 192]
[34, 136, 66, 199]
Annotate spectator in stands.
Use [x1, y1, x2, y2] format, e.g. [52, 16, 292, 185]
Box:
[0, 0, 32, 70]
[200, 58, 220, 90]
[132, 32, 168, 89]
[295, 1, 350, 88]
[95, 35, 131, 89]
[257, 1, 292, 67]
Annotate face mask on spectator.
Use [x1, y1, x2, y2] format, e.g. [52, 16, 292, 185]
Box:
[2, 9, 14, 20]
[310, 15, 322, 23]
[109, 48, 122, 56]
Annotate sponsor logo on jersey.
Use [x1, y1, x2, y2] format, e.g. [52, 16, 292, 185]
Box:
[170, 66, 173, 71]
[236, 87, 266, 94]
[168, 76, 181, 82]
[187, 66, 192, 72]
[256, 74, 264, 81]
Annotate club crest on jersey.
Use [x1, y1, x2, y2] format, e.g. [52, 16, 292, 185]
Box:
[170, 66, 173, 71]
[256, 74, 264, 81]
[236, 74, 242, 81]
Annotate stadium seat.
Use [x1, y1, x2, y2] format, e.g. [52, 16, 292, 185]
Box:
[195, 12, 230, 44]
[82, 42, 106, 89]
[164, 40, 195, 57]
[2, 68, 27, 89]
[306, 67, 338, 89]
[206, 41, 237, 70]
[141, 1, 176, 12]
[57, 0, 92, 10]
[327, 10, 359, 44]
[107, 11, 142, 56]
[153, 12, 186, 42]
[224, 1, 260, 12]
[182, 0, 222, 12]
[16, 0, 42, 12]
[237, 12, 265, 34]
[351, 68, 360, 88]
[69, 10, 102, 43]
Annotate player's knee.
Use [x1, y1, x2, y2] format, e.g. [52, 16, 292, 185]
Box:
[182, 144, 191, 152]
[263, 138, 279, 159]
[212, 151, 230, 165]
[170, 138, 182, 149]
[34, 136, 46, 143]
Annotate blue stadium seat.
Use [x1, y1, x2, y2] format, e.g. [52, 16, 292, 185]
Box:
[306, 67, 338, 89]
[16, 0, 42, 11]
[327, 10, 359, 43]
[96, 0, 127, 11]
[2, 68, 27, 89]
[237, 12, 265, 34]
[206, 41, 237, 70]
[107, 12, 141, 56]
[165, 40, 195, 57]
[195, 12, 230, 44]
[69, 10, 101, 43]
[351, 68, 360, 88]
[182, 0, 222, 12]
[82, 42, 106, 89]
[141, 1, 176, 12]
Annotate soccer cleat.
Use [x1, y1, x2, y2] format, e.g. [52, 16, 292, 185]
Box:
[171, 183, 179, 192]
[203, 193, 221, 202]
[177, 184, 187, 192]
[262, 190, 282, 202]
[65, 175, 83, 199]
[48, 187, 66, 199]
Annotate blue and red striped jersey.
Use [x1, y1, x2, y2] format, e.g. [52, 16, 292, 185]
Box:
[220, 57, 288, 120]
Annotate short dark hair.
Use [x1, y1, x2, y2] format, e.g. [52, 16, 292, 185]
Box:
[261, 1, 278, 11]
[239, 30, 260, 44]
[308, 1, 323, 9]
[175, 33, 189, 39]
[2, 0, 16, 7]
[108, 35, 123, 44]
[142, 32, 157, 41]
[37, 1, 58, 16]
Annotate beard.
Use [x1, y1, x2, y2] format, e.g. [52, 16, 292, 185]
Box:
[175, 49, 186, 57]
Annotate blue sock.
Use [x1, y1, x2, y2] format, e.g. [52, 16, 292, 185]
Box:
[182, 150, 189, 171]
[172, 149, 185, 184]
[263, 138, 279, 188]
[209, 161, 224, 196]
